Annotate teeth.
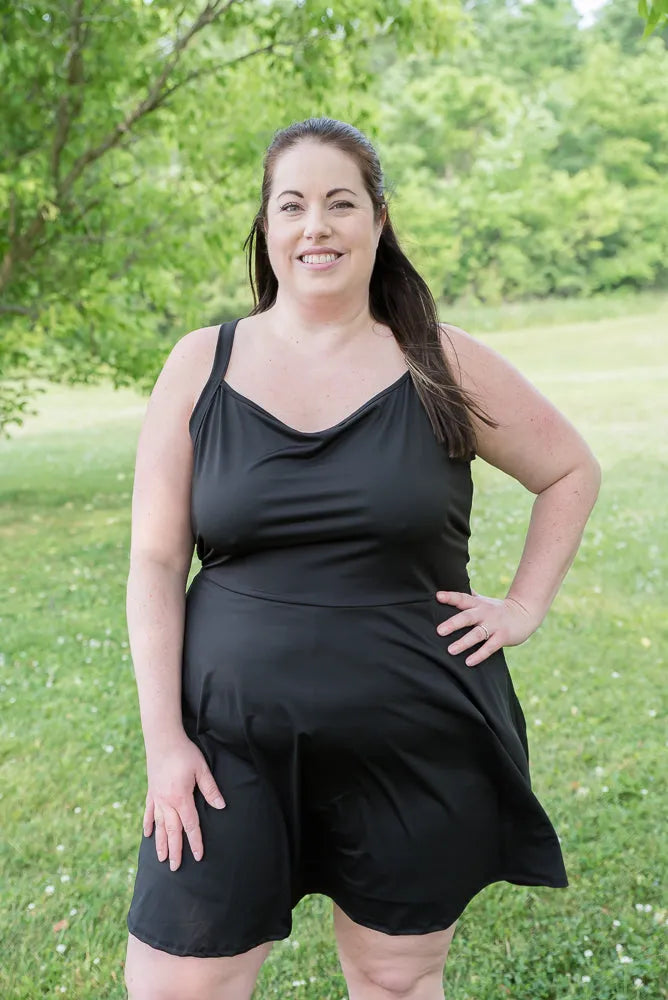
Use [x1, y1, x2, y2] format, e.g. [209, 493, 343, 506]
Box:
[301, 253, 340, 264]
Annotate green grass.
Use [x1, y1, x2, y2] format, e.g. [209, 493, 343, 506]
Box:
[1, 293, 666, 999]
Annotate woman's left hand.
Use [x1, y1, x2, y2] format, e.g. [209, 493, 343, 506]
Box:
[435, 588, 541, 667]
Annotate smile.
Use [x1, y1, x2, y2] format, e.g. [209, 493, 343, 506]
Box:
[298, 253, 344, 270]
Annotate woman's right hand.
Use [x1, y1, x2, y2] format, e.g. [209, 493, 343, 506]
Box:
[143, 731, 226, 871]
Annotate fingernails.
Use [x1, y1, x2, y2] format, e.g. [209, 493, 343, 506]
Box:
[213, 796, 225, 809]
[170, 859, 177, 871]
[193, 851, 201, 861]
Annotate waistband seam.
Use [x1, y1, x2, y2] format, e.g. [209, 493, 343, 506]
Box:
[196, 574, 437, 608]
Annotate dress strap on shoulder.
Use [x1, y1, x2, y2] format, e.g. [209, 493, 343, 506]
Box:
[210, 319, 236, 384]
[189, 319, 238, 446]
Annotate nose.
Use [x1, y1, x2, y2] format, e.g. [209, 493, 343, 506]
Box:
[302, 204, 332, 240]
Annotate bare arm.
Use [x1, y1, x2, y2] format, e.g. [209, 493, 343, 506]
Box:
[126, 560, 190, 750]
[436, 323, 601, 664]
[126, 324, 225, 869]
[126, 329, 210, 749]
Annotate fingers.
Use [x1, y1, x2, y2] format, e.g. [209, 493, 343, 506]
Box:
[436, 606, 480, 637]
[181, 803, 204, 863]
[153, 805, 169, 864]
[153, 800, 200, 871]
[436, 590, 476, 609]
[163, 807, 184, 871]
[149, 764, 226, 871]
[445, 621, 491, 658]
[435, 593, 498, 667]
[463, 633, 504, 668]
[197, 766, 226, 811]
[142, 796, 154, 838]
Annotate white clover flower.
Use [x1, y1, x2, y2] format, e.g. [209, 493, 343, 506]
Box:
[534, 718, 543, 726]
[581, 975, 591, 983]
[291, 980, 306, 987]
[103, 745, 114, 753]
[56, 844, 65, 852]
[584, 948, 593, 957]
[60, 874, 70, 883]
[27, 902, 35, 910]
[69, 908, 77, 916]
[56, 944, 66, 954]
[620, 956, 633, 964]
[640, 789, 648, 796]
[560, 684, 568, 692]
[45, 885, 55, 895]
[634, 978, 644, 987]
[612, 919, 621, 927]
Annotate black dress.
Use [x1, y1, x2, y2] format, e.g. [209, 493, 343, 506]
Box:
[126, 317, 568, 958]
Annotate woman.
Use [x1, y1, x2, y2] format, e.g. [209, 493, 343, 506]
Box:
[124, 117, 601, 999]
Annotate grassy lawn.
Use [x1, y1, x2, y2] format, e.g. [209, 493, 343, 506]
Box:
[1, 293, 666, 999]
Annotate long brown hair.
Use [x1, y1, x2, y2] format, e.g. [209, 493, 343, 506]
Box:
[243, 117, 497, 460]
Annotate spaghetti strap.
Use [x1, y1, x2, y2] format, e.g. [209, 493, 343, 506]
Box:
[188, 322, 234, 446]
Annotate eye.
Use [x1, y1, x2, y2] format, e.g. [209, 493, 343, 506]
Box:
[332, 201, 353, 209]
[280, 203, 301, 213]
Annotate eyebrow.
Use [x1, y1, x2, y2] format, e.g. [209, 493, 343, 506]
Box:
[276, 187, 357, 200]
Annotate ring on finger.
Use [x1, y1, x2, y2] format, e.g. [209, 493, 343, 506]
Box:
[479, 622, 490, 641]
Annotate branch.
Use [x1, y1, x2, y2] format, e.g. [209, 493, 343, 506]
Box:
[51, 0, 86, 185]
[57, 0, 245, 201]
[155, 41, 279, 107]
[0, 304, 33, 316]
[0, 0, 246, 294]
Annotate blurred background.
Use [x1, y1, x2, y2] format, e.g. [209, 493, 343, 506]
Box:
[1, 2, 666, 998]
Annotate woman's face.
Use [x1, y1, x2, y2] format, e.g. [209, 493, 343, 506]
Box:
[263, 140, 386, 304]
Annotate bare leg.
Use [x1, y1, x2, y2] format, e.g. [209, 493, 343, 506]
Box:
[124, 932, 273, 1000]
[333, 904, 458, 1000]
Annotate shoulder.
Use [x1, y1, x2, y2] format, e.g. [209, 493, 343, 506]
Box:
[436, 322, 599, 492]
[153, 325, 220, 416]
[166, 324, 220, 377]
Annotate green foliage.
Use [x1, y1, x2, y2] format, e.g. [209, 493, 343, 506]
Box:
[376, 20, 668, 306]
[1, 0, 667, 432]
[638, 0, 668, 36]
[0, 0, 462, 431]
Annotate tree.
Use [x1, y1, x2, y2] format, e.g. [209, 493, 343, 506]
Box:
[0, 0, 461, 433]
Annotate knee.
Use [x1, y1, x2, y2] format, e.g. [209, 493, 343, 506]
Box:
[343, 957, 444, 998]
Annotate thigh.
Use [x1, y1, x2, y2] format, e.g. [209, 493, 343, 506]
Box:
[333, 903, 457, 998]
[124, 932, 272, 1000]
